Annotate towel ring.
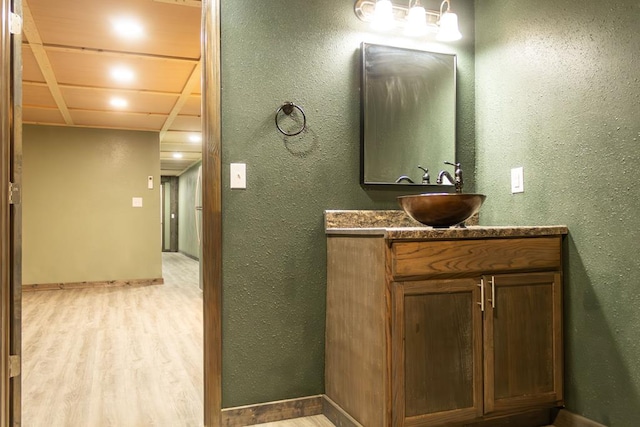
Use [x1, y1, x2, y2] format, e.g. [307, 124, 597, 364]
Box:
[275, 102, 306, 136]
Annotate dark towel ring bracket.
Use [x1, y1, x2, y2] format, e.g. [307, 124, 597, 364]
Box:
[275, 102, 306, 136]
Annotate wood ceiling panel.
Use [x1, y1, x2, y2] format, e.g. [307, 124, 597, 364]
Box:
[168, 115, 202, 132]
[23, 106, 66, 125]
[23, 83, 56, 108]
[61, 87, 179, 115]
[70, 110, 167, 131]
[46, 50, 196, 93]
[22, 46, 45, 82]
[26, 0, 201, 59]
[22, 0, 202, 168]
[160, 142, 202, 153]
[180, 96, 202, 116]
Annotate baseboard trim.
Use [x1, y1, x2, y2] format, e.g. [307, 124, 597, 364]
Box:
[553, 409, 608, 427]
[22, 277, 164, 292]
[221, 395, 323, 426]
[322, 395, 363, 427]
[219, 396, 607, 427]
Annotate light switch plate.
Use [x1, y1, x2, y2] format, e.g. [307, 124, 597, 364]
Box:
[132, 197, 143, 207]
[511, 167, 524, 193]
[230, 163, 246, 189]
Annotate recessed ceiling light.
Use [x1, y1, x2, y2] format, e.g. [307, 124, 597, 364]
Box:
[173, 152, 184, 159]
[189, 134, 202, 143]
[112, 18, 144, 39]
[109, 97, 128, 108]
[111, 67, 135, 83]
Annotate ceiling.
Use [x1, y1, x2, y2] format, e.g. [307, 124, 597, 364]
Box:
[21, 0, 203, 176]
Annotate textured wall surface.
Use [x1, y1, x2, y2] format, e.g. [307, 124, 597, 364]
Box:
[23, 125, 162, 284]
[475, 1, 640, 425]
[178, 161, 201, 259]
[220, 0, 475, 407]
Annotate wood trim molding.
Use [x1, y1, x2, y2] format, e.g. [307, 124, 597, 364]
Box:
[22, 0, 74, 125]
[160, 60, 202, 139]
[221, 396, 323, 426]
[22, 277, 164, 292]
[1, 0, 13, 422]
[201, 0, 222, 425]
[553, 409, 608, 427]
[322, 395, 364, 427]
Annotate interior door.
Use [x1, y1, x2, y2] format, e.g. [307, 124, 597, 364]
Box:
[1, 0, 22, 425]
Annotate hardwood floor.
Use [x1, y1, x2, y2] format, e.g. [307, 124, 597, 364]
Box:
[22, 252, 203, 426]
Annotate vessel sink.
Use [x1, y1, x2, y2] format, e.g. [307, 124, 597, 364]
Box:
[398, 193, 487, 228]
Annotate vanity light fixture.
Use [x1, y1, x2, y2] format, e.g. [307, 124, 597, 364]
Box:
[354, 0, 462, 41]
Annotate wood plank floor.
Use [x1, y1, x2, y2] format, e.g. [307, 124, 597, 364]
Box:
[22, 252, 204, 426]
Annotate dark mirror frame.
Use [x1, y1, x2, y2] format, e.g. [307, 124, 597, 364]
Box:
[360, 42, 457, 187]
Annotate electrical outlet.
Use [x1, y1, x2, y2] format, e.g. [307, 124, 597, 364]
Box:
[511, 167, 524, 193]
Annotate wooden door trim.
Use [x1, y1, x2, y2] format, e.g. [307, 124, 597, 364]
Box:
[1, 0, 11, 422]
[2, 0, 24, 424]
[201, 0, 222, 425]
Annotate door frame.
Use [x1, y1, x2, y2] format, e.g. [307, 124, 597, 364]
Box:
[1, 0, 223, 425]
[1, 0, 22, 424]
[160, 176, 179, 252]
[201, 0, 222, 425]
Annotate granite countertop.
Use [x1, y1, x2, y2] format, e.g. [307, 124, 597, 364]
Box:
[325, 210, 568, 240]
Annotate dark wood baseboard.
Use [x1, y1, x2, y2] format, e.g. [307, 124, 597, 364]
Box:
[553, 409, 608, 427]
[221, 395, 323, 426]
[218, 396, 611, 427]
[322, 395, 363, 427]
[22, 277, 164, 292]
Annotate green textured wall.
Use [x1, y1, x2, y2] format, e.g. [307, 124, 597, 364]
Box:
[475, 1, 640, 425]
[178, 161, 201, 259]
[220, 0, 474, 407]
[23, 125, 162, 284]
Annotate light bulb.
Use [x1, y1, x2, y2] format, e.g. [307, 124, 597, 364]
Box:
[437, 11, 462, 41]
[372, 0, 394, 31]
[405, 5, 428, 36]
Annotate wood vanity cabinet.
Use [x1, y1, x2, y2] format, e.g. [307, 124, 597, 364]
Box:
[325, 233, 564, 427]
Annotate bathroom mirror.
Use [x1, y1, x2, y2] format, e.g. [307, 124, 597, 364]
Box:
[361, 43, 457, 185]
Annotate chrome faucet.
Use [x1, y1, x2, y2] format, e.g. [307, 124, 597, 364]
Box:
[436, 161, 463, 193]
[418, 166, 430, 184]
[395, 175, 415, 184]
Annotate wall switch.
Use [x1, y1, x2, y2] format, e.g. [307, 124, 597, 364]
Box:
[511, 167, 524, 193]
[148, 176, 154, 189]
[132, 197, 143, 207]
[230, 163, 247, 189]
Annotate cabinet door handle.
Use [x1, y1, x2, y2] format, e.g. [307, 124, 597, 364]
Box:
[477, 278, 485, 312]
[491, 276, 496, 309]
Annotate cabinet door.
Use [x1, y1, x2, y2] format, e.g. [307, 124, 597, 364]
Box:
[393, 279, 483, 426]
[483, 272, 563, 414]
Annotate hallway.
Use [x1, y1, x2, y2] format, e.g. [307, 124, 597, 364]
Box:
[22, 252, 203, 426]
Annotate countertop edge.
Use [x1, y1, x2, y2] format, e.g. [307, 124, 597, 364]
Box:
[326, 225, 569, 240]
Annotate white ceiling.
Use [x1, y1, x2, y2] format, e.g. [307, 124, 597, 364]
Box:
[21, 0, 203, 176]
